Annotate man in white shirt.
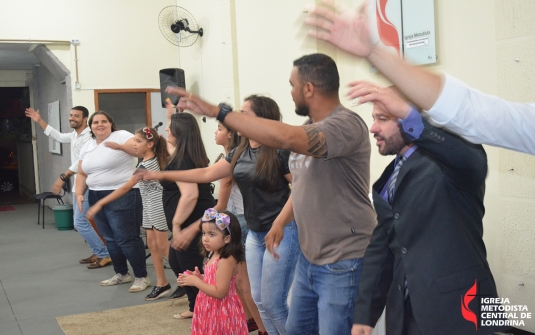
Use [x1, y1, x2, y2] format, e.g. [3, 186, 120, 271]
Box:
[26, 106, 111, 269]
[304, 2, 535, 156]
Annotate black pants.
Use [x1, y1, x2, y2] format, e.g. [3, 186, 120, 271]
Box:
[168, 233, 204, 312]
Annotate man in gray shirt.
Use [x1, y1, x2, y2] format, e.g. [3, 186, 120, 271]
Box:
[165, 53, 376, 335]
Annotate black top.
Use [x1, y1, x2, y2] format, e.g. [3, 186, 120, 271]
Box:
[226, 146, 291, 232]
[161, 153, 215, 231]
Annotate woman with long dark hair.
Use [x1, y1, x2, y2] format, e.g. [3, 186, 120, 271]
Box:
[162, 111, 216, 319]
[141, 95, 299, 335]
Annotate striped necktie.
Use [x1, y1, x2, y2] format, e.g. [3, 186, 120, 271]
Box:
[388, 155, 406, 204]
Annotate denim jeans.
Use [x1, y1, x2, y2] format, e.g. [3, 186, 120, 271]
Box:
[285, 252, 363, 335]
[73, 191, 109, 258]
[246, 220, 299, 335]
[88, 188, 147, 278]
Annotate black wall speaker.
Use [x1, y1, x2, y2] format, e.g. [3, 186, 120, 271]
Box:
[159, 68, 185, 107]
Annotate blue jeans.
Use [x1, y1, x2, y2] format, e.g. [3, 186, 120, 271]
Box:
[88, 189, 147, 278]
[246, 220, 299, 335]
[73, 191, 109, 258]
[285, 252, 363, 335]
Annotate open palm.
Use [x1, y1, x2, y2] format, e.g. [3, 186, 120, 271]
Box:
[306, 1, 376, 58]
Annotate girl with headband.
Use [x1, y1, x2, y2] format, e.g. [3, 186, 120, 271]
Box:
[178, 208, 248, 335]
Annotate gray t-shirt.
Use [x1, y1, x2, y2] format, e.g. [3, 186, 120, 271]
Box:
[226, 146, 291, 232]
[290, 105, 376, 265]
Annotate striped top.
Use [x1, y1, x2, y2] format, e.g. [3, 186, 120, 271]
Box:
[138, 157, 167, 230]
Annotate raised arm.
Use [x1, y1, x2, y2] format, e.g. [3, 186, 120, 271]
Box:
[358, 81, 487, 188]
[411, 119, 487, 190]
[26, 107, 73, 143]
[168, 88, 329, 158]
[25, 108, 48, 131]
[305, 2, 442, 111]
[104, 137, 140, 157]
[142, 159, 232, 184]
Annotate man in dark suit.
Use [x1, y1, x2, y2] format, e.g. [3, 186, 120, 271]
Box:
[352, 84, 507, 335]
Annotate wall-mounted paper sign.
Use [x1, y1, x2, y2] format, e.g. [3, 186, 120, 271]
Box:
[368, 0, 436, 65]
[48, 100, 62, 155]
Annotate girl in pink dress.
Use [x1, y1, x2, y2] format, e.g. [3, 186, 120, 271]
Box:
[178, 208, 247, 335]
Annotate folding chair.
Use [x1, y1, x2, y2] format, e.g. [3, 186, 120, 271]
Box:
[33, 178, 70, 229]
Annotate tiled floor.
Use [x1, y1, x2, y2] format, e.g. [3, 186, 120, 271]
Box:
[0, 203, 176, 335]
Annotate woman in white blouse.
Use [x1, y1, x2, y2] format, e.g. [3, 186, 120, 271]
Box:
[76, 111, 149, 293]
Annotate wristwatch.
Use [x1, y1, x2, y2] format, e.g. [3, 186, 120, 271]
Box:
[216, 103, 233, 123]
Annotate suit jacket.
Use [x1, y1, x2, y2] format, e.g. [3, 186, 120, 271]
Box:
[353, 120, 506, 335]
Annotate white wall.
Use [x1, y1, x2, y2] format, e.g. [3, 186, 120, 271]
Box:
[493, 0, 535, 330]
[1, 0, 181, 106]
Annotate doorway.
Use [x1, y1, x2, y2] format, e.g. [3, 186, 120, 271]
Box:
[0, 87, 34, 204]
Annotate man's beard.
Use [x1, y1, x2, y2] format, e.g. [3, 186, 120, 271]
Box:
[376, 132, 408, 156]
[295, 102, 309, 117]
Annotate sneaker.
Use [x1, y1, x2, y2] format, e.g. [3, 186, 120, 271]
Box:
[129, 276, 151, 292]
[79, 254, 97, 264]
[87, 257, 112, 269]
[145, 283, 172, 301]
[247, 318, 259, 332]
[168, 286, 186, 300]
[100, 273, 132, 286]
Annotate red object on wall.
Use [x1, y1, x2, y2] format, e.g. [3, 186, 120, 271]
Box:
[376, 0, 401, 56]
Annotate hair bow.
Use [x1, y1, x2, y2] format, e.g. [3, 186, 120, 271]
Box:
[202, 208, 231, 233]
[143, 127, 153, 140]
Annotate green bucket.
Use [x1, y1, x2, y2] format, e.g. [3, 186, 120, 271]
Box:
[52, 204, 74, 230]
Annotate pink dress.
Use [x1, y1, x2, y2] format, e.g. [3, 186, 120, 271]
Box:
[191, 257, 248, 335]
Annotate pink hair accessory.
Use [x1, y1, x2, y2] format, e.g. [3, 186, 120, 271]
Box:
[202, 208, 231, 234]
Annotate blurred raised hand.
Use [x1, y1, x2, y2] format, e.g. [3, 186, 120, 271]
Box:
[348, 81, 412, 119]
[166, 87, 219, 119]
[305, 1, 376, 58]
